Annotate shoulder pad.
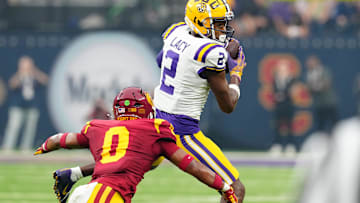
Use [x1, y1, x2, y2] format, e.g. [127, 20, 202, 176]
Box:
[81, 121, 92, 135]
[195, 43, 227, 72]
[193, 42, 226, 63]
[162, 22, 186, 40]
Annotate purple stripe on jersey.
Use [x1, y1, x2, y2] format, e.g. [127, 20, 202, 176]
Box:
[205, 66, 225, 71]
[194, 43, 212, 61]
[156, 50, 163, 68]
[163, 23, 186, 39]
[155, 109, 200, 135]
[197, 67, 207, 79]
[180, 135, 214, 171]
[201, 45, 223, 63]
[190, 135, 237, 182]
[197, 66, 225, 79]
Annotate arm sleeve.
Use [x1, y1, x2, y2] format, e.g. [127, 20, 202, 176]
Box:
[77, 133, 89, 147]
[159, 140, 180, 158]
[77, 121, 91, 147]
[204, 46, 227, 70]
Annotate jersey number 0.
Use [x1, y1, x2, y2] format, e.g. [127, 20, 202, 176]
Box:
[100, 126, 130, 164]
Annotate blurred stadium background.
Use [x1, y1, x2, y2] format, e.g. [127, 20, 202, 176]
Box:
[0, 0, 359, 202]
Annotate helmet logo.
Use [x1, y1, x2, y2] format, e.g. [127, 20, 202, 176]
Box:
[124, 100, 130, 106]
[197, 3, 207, 13]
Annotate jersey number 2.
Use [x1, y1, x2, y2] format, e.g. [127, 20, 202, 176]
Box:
[160, 50, 179, 95]
[100, 126, 130, 164]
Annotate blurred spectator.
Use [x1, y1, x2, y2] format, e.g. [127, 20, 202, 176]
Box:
[0, 0, 8, 29]
[305, 55, 338, 133]
[87, 98, 110, 120]
[2, 55, 48, 152]
[331, 2, 356, 34]
[270, 59, 298, 155]
[269, 2, 309, 39]
[0, 77, 6, 107]
[294, 0, 336, 35]
[354, 73, 360, 116]
[2, 0, 359, 36]
[352, 2, 360, 36]
[231, 0, 270, 37]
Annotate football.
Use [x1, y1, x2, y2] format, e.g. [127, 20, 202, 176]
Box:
[226, 39, 240, 59]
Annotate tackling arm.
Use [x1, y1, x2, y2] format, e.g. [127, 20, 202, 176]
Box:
[34, 132, 84, 155]
[169, 148, 223, 189]
[160, 141, 238, 202]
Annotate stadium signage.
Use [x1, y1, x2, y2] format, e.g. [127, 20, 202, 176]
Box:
[48, 32, 159, 132]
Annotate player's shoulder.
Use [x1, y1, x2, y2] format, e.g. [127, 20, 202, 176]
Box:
[152, 119, 176, 141]
[83, 119, 126, 132]
[133, 118, 172, 128]
[86, 119, 116, 126]
[153, 118, 173, 128]
[80, 119, 112, 134]
[193, 38, 226, 62]
[192, 39, 227, 72]
[120, 118, 167, 127]
[162, 22, 187, 41]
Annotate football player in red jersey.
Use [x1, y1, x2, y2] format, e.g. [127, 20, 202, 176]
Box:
[34, 87, 238, 203]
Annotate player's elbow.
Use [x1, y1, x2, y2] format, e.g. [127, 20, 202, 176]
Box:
[216, 94, 237, 114]
[220, 104, 235, 114]
[223, 107, 235, 114]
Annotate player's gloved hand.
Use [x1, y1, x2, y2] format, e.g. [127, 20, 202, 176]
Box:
[33, 138, 50, 155]
[53, 168, 76, 203]
[227, 46, 246, 82]
[222, 186, 238, 203]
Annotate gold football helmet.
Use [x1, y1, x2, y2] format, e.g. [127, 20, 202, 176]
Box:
[185, 0, 234, 43]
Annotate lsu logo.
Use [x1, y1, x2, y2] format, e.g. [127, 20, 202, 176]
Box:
[197, 3, 207, 13]
[258, 54, 313, 136]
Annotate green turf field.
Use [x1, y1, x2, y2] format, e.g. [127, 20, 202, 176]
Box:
[0, 163, 298, 203]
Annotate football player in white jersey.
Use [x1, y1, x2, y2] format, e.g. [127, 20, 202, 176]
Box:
[50, 0, 246, 202]
[154, 0, 246, 202]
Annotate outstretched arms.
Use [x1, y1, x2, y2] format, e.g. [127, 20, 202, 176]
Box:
[34, 132, 84, 155]
[160, 140, 238, 202]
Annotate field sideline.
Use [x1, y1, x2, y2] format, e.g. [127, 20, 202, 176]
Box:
[0, 151, 300, 203]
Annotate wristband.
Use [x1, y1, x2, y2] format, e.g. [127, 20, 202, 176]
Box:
[178, 154, 194, 171]
[229, 84, 240, 99]
[60, 133, 69, 148]
[41, 138, 50, 152]
[211, 173, 224, 190]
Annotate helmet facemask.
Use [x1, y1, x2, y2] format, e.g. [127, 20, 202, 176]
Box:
[207, 16, 234, 44]
[112, 87, 154, 121]
[184, 0, 234, 45]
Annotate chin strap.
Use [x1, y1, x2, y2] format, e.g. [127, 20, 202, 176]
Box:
[219, 34, 227, 43]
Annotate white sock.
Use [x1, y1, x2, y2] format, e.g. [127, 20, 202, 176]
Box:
[70, 166, 83, 182]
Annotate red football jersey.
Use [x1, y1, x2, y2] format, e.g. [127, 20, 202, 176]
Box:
[76, 118, 176, 203]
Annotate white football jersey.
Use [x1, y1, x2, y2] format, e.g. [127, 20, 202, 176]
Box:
[154, 22, 228, 120]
